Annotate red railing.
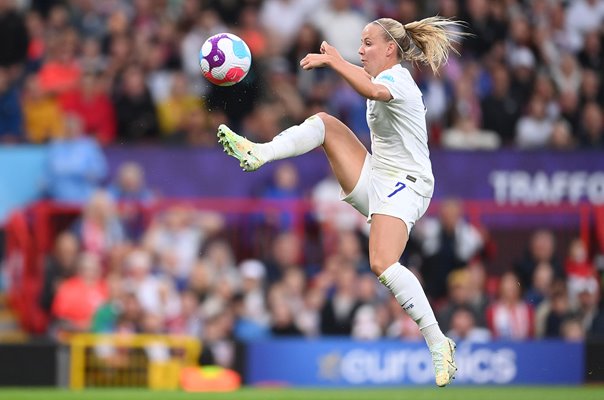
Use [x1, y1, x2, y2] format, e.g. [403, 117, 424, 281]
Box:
[3, 199, 598, 334]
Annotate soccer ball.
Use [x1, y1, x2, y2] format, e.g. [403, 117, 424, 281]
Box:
[199, 33, 252, 86]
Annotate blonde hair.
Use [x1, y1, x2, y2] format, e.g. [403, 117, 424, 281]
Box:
[373, 16, 466, 73]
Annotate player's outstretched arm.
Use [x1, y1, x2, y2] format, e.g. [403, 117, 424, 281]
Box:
[300, 41, 392, 102]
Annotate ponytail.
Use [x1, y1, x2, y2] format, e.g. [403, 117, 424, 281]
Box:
[374, 16, 466, 73]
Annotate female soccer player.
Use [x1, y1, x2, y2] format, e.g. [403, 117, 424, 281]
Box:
[218, 16, 463, 387]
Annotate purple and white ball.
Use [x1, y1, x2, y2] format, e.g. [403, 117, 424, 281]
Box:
[199, 33, 252, 86]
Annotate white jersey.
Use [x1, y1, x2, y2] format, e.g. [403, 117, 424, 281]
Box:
[367, 64, 434, 198]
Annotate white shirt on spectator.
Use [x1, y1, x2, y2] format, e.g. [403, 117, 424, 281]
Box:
[515, 116, 554, 149]
[310, 4, 369, 64]
[565, 0, 604, 51]
[259, 0, 320, 52]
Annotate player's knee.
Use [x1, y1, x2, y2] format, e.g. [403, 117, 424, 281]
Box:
[369, 257, 394, 277]
[315, 112, 334, 126]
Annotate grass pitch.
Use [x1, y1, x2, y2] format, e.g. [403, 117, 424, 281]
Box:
[0, 387, 603, 400]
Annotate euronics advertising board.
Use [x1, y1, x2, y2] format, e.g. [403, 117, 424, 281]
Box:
[246, 339, 584, 386]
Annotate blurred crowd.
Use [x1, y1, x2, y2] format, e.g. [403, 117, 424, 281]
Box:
[0, 0, 602, 149]
[36, 159, 604, 368]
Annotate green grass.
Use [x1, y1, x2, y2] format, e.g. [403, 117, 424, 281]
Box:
[1, 387, 603, 400]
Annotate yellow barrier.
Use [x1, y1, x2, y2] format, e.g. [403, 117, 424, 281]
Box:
[68, 334, 201, 390]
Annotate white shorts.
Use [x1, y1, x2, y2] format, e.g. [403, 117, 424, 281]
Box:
[340, 154, 430, 235]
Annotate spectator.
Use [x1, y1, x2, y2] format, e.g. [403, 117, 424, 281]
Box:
[514, 229, 563, 290]
[113, 65, 160, 142]
[265, 58, 306, 125]
[461, 0, 507, 59]
[38, 29, 82, 106]
[352, 304, 382, 339]
[61, 72, 117, 146]
[558, 90, 581, 134]
[446, 305, 491, 343]
[45, 115, 108, 203]
[108, 162, 155, 204]
[204, 239, 241, 292]
[22, 74, 65, 143]
[124, 248, 180, 321]
[167, 290, 203, 337]
[311, 0, 369, 64]
[187, 257, 213, 299]
[51, 252, 108, 335]
[486, 271, 534, 340]
[71, 0, 106, 40]
[579, 69, 604, 109]
[236, 6, 268, 60]
[259, 0, 319, 54]
[71, 190, 126, 258]
[565, 0, 604, 51]
[156, 72, 203, 137]
[578, 102, 604, 149]
[335, 229, 370, 273]
[0, 67, 23, 142]
[442, 74, 500, 150]
[238, 259, 270, 329]
[524, 262, 554, 307]
[437, 269, 487, 333]
[270, 300, 303, 336]
[551, 52, 582, 95]
[198, 311, 236, 369]
[90, 275, 128, 333]
[260, 161, 303, 231]
[143, 206, 204, 283]
[544, 286, 571, 338]
[263, 231, 303, 283]
[182, 107, 215, 147]
[549, 119, 575, 150]
[565, 238, 598, 308]
[39, 231, 80, 313]
[534, 278, 567, 338]
[481, 64, 521, 146]
[577, 30, 604, 73]
[107, 161, 155, 240]
[320, 263, 362, 336]
[515, 96, 554, 149]
[574, 279, 600, 334]
[532, 73, 560, 121]
[286, 23, 325, 96]
[0, 0, 28, 69]
[79, 38, 107, 75]
[24, 10, 46, 73]
[589, 296, 604, 339]
[297, 287, 325, 337]
[442, 112, 500, 150]
[561, 316, 586, 342]
[508, 47, 536, 111]
[413, 198, 484, 300]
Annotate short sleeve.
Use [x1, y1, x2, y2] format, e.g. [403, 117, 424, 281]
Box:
[374, 69, 406, 102]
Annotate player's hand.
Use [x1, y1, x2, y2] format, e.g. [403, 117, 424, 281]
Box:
[319, 41, 341, 59]
[300, 41, 343, 70]
[300, 53, 330, 70]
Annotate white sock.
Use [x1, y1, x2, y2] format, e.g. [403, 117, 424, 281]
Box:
[256, 115, 325, 162]
[378, 262, 446, 347]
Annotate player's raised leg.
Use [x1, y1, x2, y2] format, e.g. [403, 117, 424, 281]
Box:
[370, 214, 457, 387]
[217, 112, 367, 195]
